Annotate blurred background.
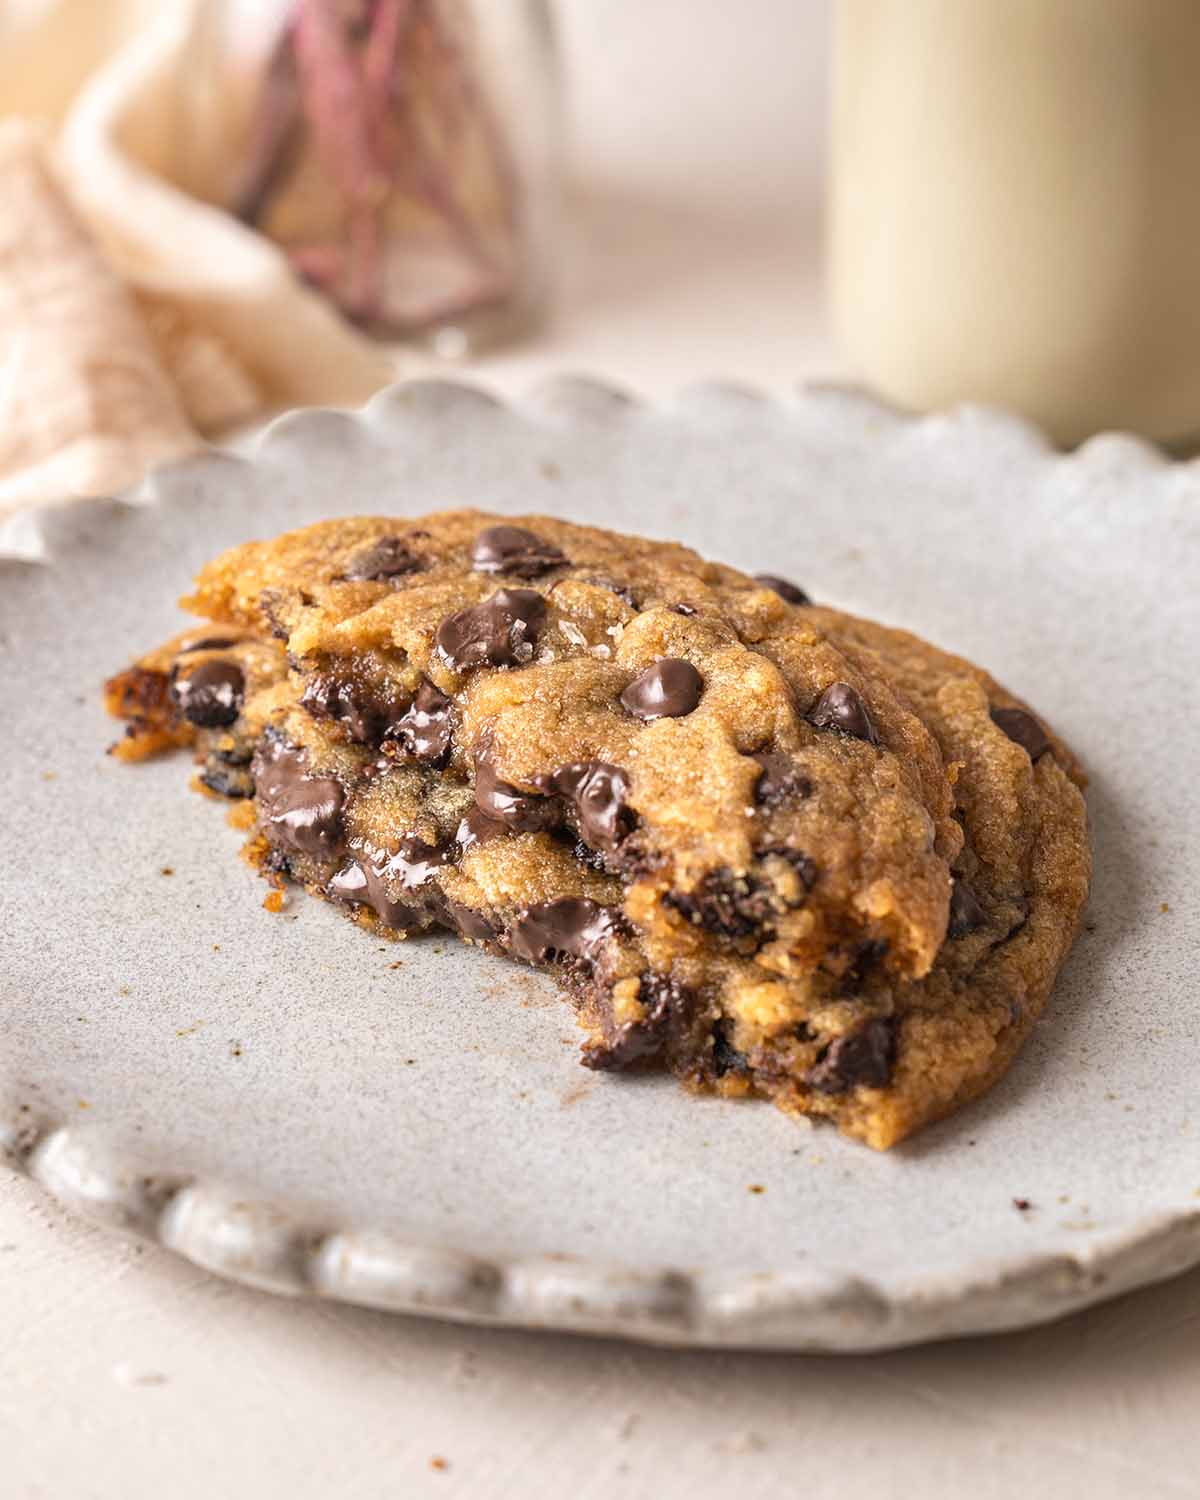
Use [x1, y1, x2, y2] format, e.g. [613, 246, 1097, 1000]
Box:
[0, 0, 831, 511]
[5, 0, 1200, 513]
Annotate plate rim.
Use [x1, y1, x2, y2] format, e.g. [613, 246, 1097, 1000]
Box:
[3, 375, 1197, 1352]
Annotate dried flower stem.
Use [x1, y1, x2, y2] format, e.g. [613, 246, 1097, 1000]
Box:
[233, 0, 522, 335]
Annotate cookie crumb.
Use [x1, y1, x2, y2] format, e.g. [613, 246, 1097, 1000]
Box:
[748, 1183, 766, 1195]
[1161, 902, 1170, 913]
[160, 866, 174, 877]
[430, 1457, 449, 1473]
[1012, 1197, 1032, 1212]
[262, 889, 285, 913]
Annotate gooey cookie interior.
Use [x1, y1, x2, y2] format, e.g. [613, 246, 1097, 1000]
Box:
[104, 511, 1090, 1149]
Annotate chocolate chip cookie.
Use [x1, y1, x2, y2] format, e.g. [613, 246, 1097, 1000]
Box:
[104, 511, 1090, 1149]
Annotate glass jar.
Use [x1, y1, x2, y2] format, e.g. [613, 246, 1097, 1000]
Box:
[174, 0, 559, 354]
[830, 0, 1200, 448]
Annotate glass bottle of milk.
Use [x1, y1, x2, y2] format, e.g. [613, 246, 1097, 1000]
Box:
[830, 0, 1200, 447]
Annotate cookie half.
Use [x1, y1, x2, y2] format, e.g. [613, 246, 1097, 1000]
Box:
[105, 511, 1090, 1148]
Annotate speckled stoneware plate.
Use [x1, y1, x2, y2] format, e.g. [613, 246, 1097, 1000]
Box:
[2, 379, 1198, 1351]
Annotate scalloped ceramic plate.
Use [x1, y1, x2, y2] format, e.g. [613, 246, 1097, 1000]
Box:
[2, 379, 1198, 1351]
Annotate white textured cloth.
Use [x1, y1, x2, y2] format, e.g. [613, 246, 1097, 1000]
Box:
[0, 118, 198, 514]
[0, 0, 394, 510]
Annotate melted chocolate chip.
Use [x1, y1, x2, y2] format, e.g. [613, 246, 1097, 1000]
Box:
[948, 877, 987, 938]
[620, 658, 703, 721]
[328, 856, 414, 929]
[252, 737, 344, 858]
[751, 751, 813, 808]
[386, 679, 453, 764]
[807, 681, 879, 745]
[436, 588, 547, 671]
[445, 900, 499, 944]
[990, 706, 1050, 761]
[301, 672, 405, 744]
[583, 974, 698, 1072]
[508, 898, 616, 967]
[456, 805, 509, 852]
[474, 748, 558, 834]
[171, 660, 245, 728]
[470, 524, 565, 579]
[755, 573, 811, 606]
[328, 837, 452, 929]
[806, 1017, 897, 1094]
[542, 761, 633, 851]
[340, 535, 422, 582]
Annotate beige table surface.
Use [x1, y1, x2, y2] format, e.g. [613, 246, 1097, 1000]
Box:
[5, 4, 1199, 1497]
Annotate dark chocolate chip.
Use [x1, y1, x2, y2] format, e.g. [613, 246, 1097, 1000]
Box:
[508, 898, 616, 967]
[619, 658, 703, 721]
[806, 1017, 897, 1094]
[179, 635, 242, 654]
[328, 837, 452, 930]
[751, 751, 813, 808]
[582, 974, 698, 1072]
[948, 877, 986, 938]
[755, 573, 811, 606]
[252, 738, 344, 859]
[807, 681, 879, 745]
[436, 588, 547, 672]
[471, 745, 546, 831]
[386, 679, 454, 764]
[171, 660, 245, 728]
[474, 747, 558, 834]
[445, 900, 500, 944]
[383, 835, 455, 887]
[671, 602, 698, 616]
[470, 524, 565, 579]
[711, 1020, 750, 1077]
[340, 535, 422, 582]
[542, 761, 633, 851]
[456, 806, 509, 852]
[301, 671, 405, 744]
[990, 706, 1050, 761]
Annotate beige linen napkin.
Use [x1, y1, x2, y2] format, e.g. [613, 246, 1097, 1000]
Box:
[0, 120, 200, 516]
[0, 0, 397, 513]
